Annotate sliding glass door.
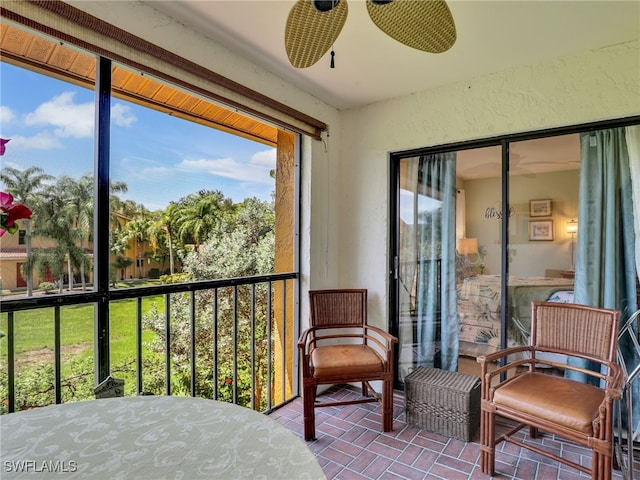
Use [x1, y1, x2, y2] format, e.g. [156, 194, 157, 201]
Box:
[390, 131, 599, 387]
[395, 156, 445, 382]
[394, 152, 463, 384]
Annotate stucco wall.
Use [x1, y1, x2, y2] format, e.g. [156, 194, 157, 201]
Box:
[339, 41, 640, 329]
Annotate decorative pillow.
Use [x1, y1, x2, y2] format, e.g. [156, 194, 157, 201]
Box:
[455, 254, 477, 284]
[547, 290, 574, 303]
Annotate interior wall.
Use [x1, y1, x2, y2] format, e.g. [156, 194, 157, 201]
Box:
[463, 169, 580, 276]
[340, 40, 639, 329]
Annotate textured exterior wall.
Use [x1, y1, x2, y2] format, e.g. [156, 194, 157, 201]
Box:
[273, 130, 296, 401]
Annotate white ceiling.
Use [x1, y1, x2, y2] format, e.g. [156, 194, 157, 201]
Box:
[146, 0, 639, 111]
[142, 1, 636, 178]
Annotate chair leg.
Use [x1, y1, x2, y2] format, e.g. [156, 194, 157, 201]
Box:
[382, 378, 393, 432]
[361, 381, 367, 397]
[302, 383, 316, 441]
[480, 407, 496, 475]
[593, 450, 612, 480]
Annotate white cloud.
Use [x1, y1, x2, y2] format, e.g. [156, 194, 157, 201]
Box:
[251, 148, 277, 167]
[112, 103, 137, 127]
[179, 148, 276, 184]
[4, 132, 63, 151]
[23, 93, 137, 138]
[25, 92, 94, 138]
[0, 106, 16, 127]
[116, 156, 170, 180]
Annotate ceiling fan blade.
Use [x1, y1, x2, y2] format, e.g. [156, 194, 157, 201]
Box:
[285, 0, 349, 68]
[366, 0, 456, 54]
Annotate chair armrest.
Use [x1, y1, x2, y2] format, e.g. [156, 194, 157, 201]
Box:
[477, 345, 531, 366]
[603, 361, 624, 401]
[364, 325, 398, 346]
[297, 327, 315, 350]
[297, 327, 318, 379]
[477, 346, 533, 394]
[363, 326, 397, 371]
[478, 348, 625, 405]
[364, 325, 398, 355]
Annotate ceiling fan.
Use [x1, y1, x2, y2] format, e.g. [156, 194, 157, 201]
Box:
[285, 0, 457, 69]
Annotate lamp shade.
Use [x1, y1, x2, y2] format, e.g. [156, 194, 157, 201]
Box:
[457, 237, 478, 255]
[566, 220, 578, 235]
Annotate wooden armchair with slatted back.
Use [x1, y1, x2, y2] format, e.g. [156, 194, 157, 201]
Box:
[477, 301, 624, 480]
[298, 289, 398, 441]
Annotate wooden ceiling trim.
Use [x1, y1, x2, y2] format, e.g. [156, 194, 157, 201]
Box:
[1, 1, 326, 139]
[1, 22, 277, 146]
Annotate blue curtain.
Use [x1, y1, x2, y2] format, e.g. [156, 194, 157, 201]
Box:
[416, 152, 459, 371]
[570, 128, 639, 429]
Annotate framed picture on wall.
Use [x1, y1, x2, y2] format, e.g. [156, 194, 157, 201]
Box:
[529, 199, 552, 217]
[528, 220, 554, 241]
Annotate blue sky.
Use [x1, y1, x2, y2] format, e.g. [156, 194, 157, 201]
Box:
[0, 62, 276, 211]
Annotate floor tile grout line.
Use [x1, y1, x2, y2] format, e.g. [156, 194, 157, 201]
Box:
[272, 384, 626, 480]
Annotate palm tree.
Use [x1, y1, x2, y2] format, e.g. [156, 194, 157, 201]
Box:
[108, 183, 133, 226]
[177, 190, 235, 250]
[32, 184, 84, 292]
[148, 202, 181, 274]
[58, 175, 93, 290]
[126, 213, 151, 278]
[58, 174, 130, 290]
[0, 166, 53, 296]
[111, 255, 133, 283]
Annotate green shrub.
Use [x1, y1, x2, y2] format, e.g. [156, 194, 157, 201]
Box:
[39, 282, 56, 293]
[0, 356, 139, 414]
[159, 273, 191, 284]
[148, 268, 160, 279]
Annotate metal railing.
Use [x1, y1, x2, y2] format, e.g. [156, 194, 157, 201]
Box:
[0, 273, 299, 414]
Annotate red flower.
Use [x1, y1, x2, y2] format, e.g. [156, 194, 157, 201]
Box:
[0, 138, 9, 156]
[0, 191, 32, 237]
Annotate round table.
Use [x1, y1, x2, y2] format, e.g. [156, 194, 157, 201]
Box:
[1, 396, 325, 479]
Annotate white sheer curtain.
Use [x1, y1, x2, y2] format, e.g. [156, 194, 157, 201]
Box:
[416, 153, 459, 371]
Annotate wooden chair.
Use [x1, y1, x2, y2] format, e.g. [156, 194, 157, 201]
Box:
[477, 301, 624, 480]
[298, 289, 398, 441]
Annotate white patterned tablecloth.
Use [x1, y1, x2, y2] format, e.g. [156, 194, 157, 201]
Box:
[1, 396, 326, 480]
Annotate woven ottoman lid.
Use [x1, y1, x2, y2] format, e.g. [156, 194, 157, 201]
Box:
[406, 366, 479, 392]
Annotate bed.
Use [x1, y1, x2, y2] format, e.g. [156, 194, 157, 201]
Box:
[457, 274, 574, 358]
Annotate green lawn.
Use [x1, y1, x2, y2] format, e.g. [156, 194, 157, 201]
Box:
[0, 288, 166, 402]
[0, 296, 163, 357]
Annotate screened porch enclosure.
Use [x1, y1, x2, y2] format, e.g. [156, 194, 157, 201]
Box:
[0, 18, 302, 415]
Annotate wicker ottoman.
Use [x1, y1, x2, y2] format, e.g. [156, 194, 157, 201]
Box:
[404, 367, 481, 441]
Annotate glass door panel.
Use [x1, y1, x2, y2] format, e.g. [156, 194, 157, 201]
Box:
[397, 156, 437, 383]
[393, 146, 504, 385]
[506, 136, 579, 366]
[455, 147, 504, 363]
